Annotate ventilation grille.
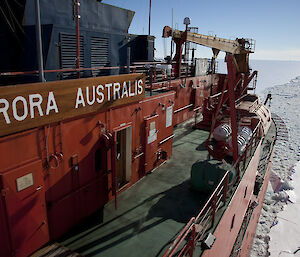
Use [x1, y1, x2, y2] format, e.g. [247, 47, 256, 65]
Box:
[60, 33, 84, 79]
[90, 37, 109, 76]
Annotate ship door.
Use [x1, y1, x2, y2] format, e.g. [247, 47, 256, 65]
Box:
[115, 126, 132, 190]
[0, 160, 49, 257]
[144, 115, 159, 173]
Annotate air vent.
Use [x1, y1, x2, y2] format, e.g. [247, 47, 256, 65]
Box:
[59, 33, 84, 79]
[90, 37, 109, 76]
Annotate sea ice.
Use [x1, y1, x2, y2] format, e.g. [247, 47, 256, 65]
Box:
[250, 74, 300, 257]
[268, 161, 300, 257]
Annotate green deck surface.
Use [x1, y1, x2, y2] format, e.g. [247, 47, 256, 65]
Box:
[59, 125, 210, 257]
[58, 121, 276, 257]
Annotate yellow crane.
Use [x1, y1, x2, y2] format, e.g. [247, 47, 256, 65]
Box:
[162, 26, 255, 74]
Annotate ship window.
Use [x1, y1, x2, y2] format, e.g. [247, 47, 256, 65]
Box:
[230, 214, 235, 230]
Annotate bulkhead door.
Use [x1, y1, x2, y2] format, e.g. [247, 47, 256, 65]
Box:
[144, 115, 159, 173]
[114, 126, 132, 190]
[0, 160, 49, 257]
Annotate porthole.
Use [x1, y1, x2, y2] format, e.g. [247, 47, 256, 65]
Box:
[244, 186, 248, 198]
[230, 214, 235, 230]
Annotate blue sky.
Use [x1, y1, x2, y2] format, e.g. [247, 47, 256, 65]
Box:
[102, 0, 300, 61]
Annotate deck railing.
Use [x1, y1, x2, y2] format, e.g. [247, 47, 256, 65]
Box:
[0, 61, 197, 96]
[0, 62, 193, 82]
[162, 171, 230, 257]
[163, 123, 262, 257]
[234, 121, 261, 176]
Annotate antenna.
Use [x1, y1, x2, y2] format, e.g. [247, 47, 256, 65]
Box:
[148, 0, 151, 35]
[34, 0, 45, 82]
[171, 8, 173, 60]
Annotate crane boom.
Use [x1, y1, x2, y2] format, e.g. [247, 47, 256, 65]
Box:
[186, 32, 246, 54]
[163, 26, 254, 55]
[163, 26, 255, 74]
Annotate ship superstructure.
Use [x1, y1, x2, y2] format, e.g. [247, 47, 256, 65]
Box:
[0, 1, 276, 257]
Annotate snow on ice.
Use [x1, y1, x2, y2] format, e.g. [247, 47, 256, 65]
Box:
[269, 161, 300, 257]
[250, 76, 300, 256]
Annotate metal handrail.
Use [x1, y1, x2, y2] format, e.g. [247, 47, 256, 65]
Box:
[163, 171, 230, 257]
[0, 66, 121, 76]
[0, 62, 191, 77]
[233, 121, 261, 170]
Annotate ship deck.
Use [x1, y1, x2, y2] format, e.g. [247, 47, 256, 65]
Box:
[53, 121, 276, 257]
[57, 123, 212, 257]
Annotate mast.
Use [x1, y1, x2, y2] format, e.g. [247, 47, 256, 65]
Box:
[74, 0, 81, 77]
[148, 0, 151, 35]
[34, 0, 45, 82]
[170, 8, 173, 60]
